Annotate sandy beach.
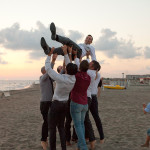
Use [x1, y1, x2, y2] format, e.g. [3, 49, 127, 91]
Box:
[0, 84, 150, 150]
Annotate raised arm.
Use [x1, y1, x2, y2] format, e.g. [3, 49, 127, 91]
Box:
[72, 49, 80, 70]
[86, 51, 91, 63]
[67, 45, 73, 63]
[45, 47, 67, 82]
[61, 45, 71, 65]
[51, 53, 58, 69]
[88, 45, 96, 61]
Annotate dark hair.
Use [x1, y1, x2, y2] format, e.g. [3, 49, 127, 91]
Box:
[66, 63, 78, 75]
[92, 60, 101, 71]
[57, 66, 61, 73]
[87, 34, 93, 41]
[80, 60, 89, 72]
[57, 68, 60, 73]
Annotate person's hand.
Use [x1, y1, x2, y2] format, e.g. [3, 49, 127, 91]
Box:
[72, 49, 77, 55]
[52, 53, 58, 63]
[86, 51, 90, 56]
[62, 45, 68, 55]
[79, 57, 82, 63]
[48, 47, 55, 56]
[68, 45, 73, 53]
[143, 104, 146, 108]
[95, 69, 98, 80]
[86, 51, 90, 59]
[143, 104, 147, 114]
[63, 59, 66, 71]
[72, 49, 77, 59]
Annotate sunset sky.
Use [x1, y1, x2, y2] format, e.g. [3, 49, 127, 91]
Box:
[0, 0, 150, 80]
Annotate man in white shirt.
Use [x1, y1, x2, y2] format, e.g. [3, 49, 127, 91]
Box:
[89, 61, 105, 144]
[85, 51, 104, 143]
[40, 22, 96, 61]
[45, 45, 78, 150]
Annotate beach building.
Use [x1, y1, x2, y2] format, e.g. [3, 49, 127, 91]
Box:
[126, 74, 150, 86]
[126, 74, 150, 80]
[103, 74, 150, 87]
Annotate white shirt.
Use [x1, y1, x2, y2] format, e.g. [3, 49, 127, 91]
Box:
[87, 70, 96, 98]
[78, 43, 97, 61]
[91, 72, 101, 95]
[45, 55, 76, 101]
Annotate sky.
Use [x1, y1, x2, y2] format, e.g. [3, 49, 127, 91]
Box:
[0, 0, 150, 80]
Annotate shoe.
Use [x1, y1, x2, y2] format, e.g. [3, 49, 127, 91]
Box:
[41, 141, 48, 150]
[66, 141, 72, 146]
[40, 37, 50, 55]
[50, 22, 56, 40]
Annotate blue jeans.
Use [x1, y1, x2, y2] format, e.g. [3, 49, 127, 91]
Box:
[147, 128, 150, 136]
[70, 101, 88, 150]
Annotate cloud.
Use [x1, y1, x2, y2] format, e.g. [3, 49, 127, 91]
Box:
[0, 52, 8, 64]
[94, 28, 141, 59]
[68, 30, 84, 43]
[0, 22, 63, 51]
[144, 47, 150, 58]
[25, 60, 33, 63]
[0, 22, 83, 60]
[29, 50, 45, 59]
[0, 57, 8, 64]
[0, 52, 6, 55]
[97, 59, 105, 65]
[100, 60, 107, 65]
[0, 23, 146, 60]
[146, 66, 150, 70]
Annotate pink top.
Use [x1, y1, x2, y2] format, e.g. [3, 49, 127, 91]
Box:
[71, 71, 91, 105]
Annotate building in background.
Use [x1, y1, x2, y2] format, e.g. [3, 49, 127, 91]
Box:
[126, 74, 150, 80]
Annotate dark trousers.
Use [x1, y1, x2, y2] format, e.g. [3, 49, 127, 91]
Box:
[40, 101, 51, 141]
[65, 99, 77, 142]
[84, 97, 95, 142]
[90, 95, 104, 140]
[48, 100, 68, 150]
[53, 35, 82, 59]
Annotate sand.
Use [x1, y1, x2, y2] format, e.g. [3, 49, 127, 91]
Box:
[0, 84, 150, 150]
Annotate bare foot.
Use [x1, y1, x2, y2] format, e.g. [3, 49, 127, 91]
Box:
[100, 139, 105, 144]
[141, 143, 149, 147]
[85, 138, 89, 143]
[90, 140, 96, 150]
[46, 139, 48, 147]
[66, 141, 72, 146]
[41, 141, 48, 150]
[72, 138, 78, 143]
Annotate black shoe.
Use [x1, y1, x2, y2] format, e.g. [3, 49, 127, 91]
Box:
[50, 22, 56, 40]
[40, 37, 50, 55]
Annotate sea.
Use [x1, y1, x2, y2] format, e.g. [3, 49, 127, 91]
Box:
[0, 80, 39, 91]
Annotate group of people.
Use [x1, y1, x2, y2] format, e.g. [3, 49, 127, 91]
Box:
[39, 22, 104, 150]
